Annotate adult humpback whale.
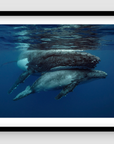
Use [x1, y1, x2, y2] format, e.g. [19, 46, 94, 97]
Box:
[8, 49, 100, 94]
[13, 69, 107, 101]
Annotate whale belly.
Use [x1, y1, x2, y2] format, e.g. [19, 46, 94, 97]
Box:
[34, 71, 75, 92]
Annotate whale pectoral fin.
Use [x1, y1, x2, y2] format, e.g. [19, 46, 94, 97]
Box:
[55, 81, 78, 100]
[8, 70, 33, 94]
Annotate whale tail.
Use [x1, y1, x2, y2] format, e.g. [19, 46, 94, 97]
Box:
[13, 86, 32, 101]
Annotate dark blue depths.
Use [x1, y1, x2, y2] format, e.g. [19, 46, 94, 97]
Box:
[0, 24, 114, 117]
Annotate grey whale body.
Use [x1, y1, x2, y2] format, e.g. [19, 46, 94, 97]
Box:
[8, 49, 100, 94]
[13, 69, 107, 101]
[21, 49, 100, 72]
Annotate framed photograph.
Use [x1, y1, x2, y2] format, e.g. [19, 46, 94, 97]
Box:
[0, 11, 114, 131]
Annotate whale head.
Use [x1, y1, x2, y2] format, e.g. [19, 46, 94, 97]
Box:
[88, 70, 107, 79]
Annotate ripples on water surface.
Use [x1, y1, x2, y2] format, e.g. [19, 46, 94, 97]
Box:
[0, 24, 114, 117]
[1, 24, 114, 51]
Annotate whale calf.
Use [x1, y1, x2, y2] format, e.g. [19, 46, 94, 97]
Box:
[13, 69, 107, 101]
[8, 49, 100, 94]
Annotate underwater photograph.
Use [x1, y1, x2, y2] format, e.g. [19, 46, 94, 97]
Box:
[0, 24, 114, 118]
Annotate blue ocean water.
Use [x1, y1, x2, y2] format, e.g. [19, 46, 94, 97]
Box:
[0, 24, 114, 117]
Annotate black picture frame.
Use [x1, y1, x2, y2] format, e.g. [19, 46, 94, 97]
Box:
[0, 126, 114, 131]
[0, 11, 114, 16]
[0, 11, 114, 132]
